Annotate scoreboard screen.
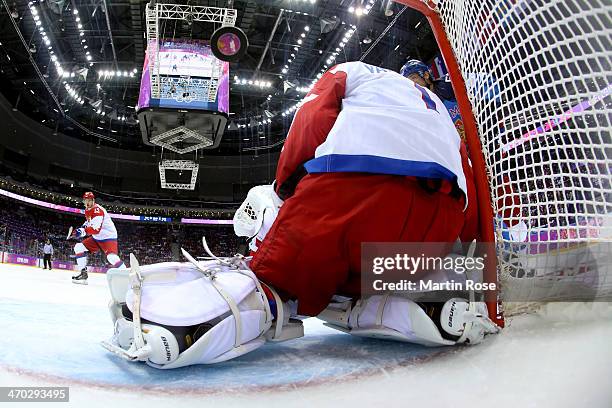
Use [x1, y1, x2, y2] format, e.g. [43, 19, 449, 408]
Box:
[137, 39, 229, 113]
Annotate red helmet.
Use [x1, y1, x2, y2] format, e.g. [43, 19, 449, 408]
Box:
[82, 192, 95, 200]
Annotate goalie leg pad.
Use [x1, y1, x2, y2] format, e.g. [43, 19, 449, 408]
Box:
[103, 259, 277, 368]
[319, 295, 456, 347]
[319, 294, 499, 346]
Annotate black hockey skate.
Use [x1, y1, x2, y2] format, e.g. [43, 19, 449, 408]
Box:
[72, 269, 88, 285]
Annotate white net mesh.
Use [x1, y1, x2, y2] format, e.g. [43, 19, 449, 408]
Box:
[420, 0, 612, 315]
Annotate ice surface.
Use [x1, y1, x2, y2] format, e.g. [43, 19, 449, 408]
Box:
[0, 263, 610, 408]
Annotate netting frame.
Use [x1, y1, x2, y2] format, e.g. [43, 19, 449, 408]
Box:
[395, 0, 504, 326]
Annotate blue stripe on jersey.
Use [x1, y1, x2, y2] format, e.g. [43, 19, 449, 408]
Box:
[304, 154, 458, 181]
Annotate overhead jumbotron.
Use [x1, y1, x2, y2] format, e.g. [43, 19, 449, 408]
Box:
[137, 3, 247, 189]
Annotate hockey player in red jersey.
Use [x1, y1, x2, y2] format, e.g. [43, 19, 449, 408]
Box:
[249, 61, 480, 316]
[100, 62, 498, 369]
[70, 192, 125, 284]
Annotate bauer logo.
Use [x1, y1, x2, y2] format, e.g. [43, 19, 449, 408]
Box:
[161, 336, 172, 361]
[361, 242, 497, 301]
[448, 301, 456, 327]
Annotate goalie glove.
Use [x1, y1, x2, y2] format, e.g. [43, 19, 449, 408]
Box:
[233, 184, 283, 251]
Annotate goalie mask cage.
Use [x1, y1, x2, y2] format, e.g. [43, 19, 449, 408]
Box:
[396, 0, 611, 326]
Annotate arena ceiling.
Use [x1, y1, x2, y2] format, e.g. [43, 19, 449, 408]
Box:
[0, 0, 438, 154]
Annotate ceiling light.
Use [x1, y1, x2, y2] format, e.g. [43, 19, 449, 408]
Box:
[297, 39, 302, 44]
[348, 6, 355, 13]
[304, 26, 310, 31]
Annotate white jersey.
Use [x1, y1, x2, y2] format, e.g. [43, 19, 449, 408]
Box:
[276, 61, 468, 208]
[84, 204, 118, 241]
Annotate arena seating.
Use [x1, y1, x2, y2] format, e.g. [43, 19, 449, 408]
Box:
[0, 196, 242, 267]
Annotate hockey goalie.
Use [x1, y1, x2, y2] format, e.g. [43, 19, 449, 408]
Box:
[102, 62, 498, 369]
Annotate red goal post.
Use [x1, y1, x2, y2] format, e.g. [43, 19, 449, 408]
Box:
[396, 0, 502, 325]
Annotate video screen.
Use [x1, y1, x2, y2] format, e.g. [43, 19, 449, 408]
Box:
[137, 39, 229, 113]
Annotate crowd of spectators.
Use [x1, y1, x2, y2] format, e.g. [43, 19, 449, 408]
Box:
[0, 163, 237, 219]
[0, 195, 243, 267]
[509, 159, 609, 230]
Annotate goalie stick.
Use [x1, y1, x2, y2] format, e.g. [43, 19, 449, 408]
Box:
[66, 226, 73, 240]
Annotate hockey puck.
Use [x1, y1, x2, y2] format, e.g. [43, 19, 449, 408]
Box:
[210, 26, 248, 62]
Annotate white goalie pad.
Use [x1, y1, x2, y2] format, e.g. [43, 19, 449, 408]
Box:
[104, 245, 305, 369]
[319, 295, 456, 347]
[103, 256, 275, 368]
[125, 265, 255, 327]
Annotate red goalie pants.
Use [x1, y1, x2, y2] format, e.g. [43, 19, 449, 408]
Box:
[250, 172, 465, 316]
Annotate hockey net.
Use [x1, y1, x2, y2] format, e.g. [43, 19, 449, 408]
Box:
[397, 0, 612, 324]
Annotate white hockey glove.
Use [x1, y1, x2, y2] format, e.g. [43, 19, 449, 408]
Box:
[233, 184, 283, 251]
